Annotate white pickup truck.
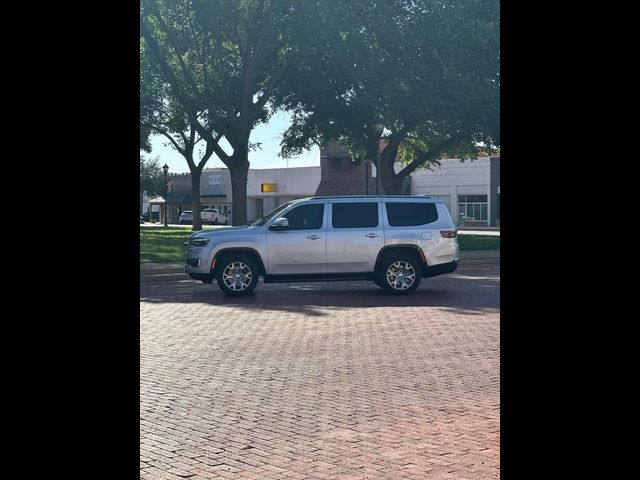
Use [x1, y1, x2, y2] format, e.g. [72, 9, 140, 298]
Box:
[180, 209, 229, 225]
[201, 208, 229, 225]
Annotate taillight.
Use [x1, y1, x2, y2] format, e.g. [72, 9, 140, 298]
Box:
[440, 230, 457, 238]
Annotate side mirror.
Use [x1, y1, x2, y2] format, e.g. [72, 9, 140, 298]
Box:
[269, 217, 289, 231]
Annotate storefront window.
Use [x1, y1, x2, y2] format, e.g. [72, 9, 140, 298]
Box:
[458, 195, 488, 223]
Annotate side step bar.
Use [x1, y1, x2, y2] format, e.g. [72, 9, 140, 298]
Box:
[263, 273, 373, 284]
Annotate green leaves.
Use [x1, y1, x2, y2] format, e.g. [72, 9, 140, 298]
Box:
[140, 156, 166, 197]
[276, 0, 499, 192]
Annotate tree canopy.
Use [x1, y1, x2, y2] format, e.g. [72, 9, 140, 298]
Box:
[140, 155, 165, 198]
[140, 0, 313, 225]
[141, 0, 500, 205]
[275, 0, 500, 193]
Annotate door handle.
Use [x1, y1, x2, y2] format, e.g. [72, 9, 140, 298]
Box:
[365, 233, 380, 238]
[307, 235, 321, 240]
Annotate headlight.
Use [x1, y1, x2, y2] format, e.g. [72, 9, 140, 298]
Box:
[189, 237, 210, 247]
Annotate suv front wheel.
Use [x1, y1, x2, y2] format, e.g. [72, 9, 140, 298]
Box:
[376, 254, 422, 295]
[215, 255, 259, 296]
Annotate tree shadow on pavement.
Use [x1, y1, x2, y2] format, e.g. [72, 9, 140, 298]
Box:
[140, 265, 500, 317]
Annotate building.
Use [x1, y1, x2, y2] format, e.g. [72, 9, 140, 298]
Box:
[145, 151, 499, 227]
[246, 166, 320, 221]
[315, 140, 378, 195]
[149, 166, 321, 223]
[410, 156, 500, 227]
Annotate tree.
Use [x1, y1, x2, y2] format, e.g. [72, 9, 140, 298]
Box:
[276, 0, 500, 194]
[140, 155, 165, 198]
[140, 0, 310, 225]
[140, 14, 220, 231]
[140, 125, 153, 153]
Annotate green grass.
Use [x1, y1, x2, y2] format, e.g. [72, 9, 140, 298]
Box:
[457, 234, 500, 251]
[140, 227, 499, 263]
[140, 226, 201, 264]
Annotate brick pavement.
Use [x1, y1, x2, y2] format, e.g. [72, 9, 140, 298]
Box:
[140, 264, 500, 479]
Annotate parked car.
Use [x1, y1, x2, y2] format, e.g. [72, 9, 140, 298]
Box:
[179, 211, 194, 224]
[180, 209, 229, 225]
[142, 211, 160, 222]
[201, 208, 229, 225]
[185, 195, 459, 296]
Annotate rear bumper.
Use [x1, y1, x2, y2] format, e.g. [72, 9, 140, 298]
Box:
[422, 259, 458, 278]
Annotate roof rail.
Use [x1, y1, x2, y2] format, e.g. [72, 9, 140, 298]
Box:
[309, 195, 432, 199]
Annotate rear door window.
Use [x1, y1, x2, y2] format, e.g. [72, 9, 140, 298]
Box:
[385, 202, 438, 226]
[332, 203, 379, 228]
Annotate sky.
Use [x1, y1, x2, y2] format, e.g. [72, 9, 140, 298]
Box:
[148, 111, 320, 174]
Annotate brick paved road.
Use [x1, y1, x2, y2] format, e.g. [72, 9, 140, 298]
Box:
[140, 264, 500, 479]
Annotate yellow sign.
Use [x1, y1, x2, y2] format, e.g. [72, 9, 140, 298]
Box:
[261, 183, 277, 193]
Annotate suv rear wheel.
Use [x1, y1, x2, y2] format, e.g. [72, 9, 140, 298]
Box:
[215, 255, 259, 296]
[376, 253, 421, 295]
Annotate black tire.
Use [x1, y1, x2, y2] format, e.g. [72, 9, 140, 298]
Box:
[373, 278, 385, 289]
[215, 254, 259, 296]
[180, 220, 186, 225]
[376, 253, 422, 295]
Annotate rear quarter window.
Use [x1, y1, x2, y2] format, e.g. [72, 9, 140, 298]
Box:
[385, 202, 438, 227]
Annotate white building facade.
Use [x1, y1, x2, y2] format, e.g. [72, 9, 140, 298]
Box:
[193, 166, 321, 222]
[149, 156, 499, 227]
[409, 156, 500, 227]
[246, 166, 321, 221]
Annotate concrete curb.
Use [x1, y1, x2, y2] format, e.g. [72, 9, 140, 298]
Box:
[140, 250, 500, 281]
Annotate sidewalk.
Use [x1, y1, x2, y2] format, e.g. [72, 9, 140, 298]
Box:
[140, 249, 499, 282]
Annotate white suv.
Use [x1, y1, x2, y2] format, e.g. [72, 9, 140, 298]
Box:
[185, 195, 459, 296]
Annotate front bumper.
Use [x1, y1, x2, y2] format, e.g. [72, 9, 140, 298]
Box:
[187, 271, 214, 284]
[184, 245, 217, 276]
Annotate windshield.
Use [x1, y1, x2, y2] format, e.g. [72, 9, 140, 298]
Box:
[251, 201, 294, 226]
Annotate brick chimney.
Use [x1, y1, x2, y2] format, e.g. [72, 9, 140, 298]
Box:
[315, 140, 381, 195]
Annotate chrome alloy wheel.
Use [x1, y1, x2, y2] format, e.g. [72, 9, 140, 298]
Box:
[386, 260, 417, 290]
[222, 262, 253, 291]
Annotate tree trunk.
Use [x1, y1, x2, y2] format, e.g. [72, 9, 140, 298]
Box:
[380, 167, 404, 194]
[191, 168, 203, 231]
[229, 158, 249, 226]
[379, 147, 404, 195]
